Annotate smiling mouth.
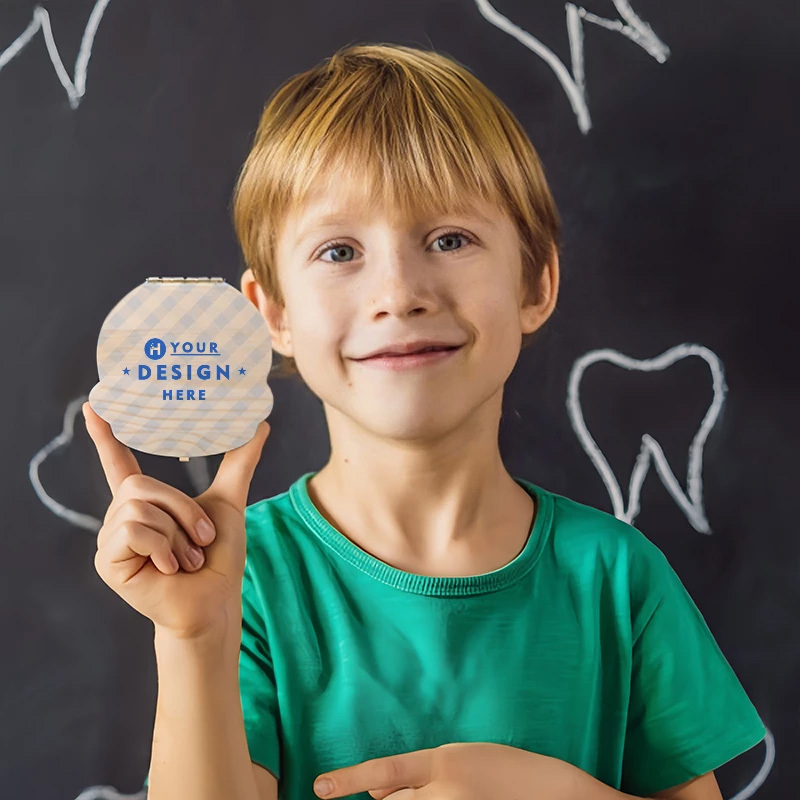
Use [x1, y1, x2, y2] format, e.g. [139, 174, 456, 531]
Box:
[353, 345, 463, 369]
[363, 345, 461, 359]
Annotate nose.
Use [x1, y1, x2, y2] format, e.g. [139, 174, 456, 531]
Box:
[365, 247, 438, 319]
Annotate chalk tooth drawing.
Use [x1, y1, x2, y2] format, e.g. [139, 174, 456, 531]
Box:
[473, 0, 670, 133]
[567, 343, 726, 533]
[29, 394, 213, 533]
[0, 0, 114, 109]
[569, 345, 775, 797]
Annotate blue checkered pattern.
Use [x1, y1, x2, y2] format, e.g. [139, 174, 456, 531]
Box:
[88, 279, 274, 458]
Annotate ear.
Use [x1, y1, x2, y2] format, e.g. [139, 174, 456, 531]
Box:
[520, 243, 560, 335]
[240, 268, 294, 359]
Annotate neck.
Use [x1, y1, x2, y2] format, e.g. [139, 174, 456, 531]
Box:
[306, 389, 534, 570]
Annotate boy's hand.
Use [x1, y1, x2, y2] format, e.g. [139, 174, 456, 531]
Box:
[312, 742, 581, 800]
[83, 401, 270, 641]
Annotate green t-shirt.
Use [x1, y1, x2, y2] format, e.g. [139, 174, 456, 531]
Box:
[144, 471, 765, 798]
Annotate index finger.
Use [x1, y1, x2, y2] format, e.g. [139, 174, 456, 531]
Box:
[82, 401, 142, 496]
[314, 748, 434, 798]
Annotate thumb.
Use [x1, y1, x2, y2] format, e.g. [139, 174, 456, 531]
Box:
[205, 420, 271, 511]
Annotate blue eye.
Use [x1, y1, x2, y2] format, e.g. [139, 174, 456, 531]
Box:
[431, 230, 473, 253]
[316, 229, 474, 263]
[318, 242, 356, 263]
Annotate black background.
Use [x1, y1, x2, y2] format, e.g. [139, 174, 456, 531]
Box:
[1, 1, 796, 797]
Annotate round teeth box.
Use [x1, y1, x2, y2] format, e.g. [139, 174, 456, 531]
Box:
[88, 277, 274, 460]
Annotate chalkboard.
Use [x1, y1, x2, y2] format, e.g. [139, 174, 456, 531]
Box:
[2, 1, 796, 797]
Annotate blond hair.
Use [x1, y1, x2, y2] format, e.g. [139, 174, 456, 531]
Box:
[231, 42, 561, 379]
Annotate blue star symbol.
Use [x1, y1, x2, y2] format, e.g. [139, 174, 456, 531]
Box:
[123, 367, 130, 375]
[238, 367, 246, 375]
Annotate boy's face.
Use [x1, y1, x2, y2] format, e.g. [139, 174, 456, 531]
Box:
[242, 182, 558, 440]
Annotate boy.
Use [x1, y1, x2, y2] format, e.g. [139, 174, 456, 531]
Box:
[125, 42, 764, 799]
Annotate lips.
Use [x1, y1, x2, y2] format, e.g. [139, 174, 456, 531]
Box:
[355, 341, 465, 360]
[355, 345, 463, 371]
[370, 345, 459, 358]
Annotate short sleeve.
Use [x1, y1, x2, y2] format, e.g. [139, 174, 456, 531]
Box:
[239, 553, 283, 780]
[141, 555, 282, 791]
[620, 545, 766, 797]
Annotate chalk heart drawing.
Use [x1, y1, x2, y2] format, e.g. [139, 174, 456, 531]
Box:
[567, 343, 727, 533]
[473, 0, 670, 133]
[0, 0, 114, 109]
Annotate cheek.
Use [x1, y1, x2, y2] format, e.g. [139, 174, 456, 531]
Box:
[472, 289, 521, 348]
[291, 288, 351, 355]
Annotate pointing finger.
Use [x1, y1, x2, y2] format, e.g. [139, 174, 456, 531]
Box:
[314, 748, 434, 798]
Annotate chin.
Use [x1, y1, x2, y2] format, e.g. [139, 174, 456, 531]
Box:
[358, 401, 472, 441]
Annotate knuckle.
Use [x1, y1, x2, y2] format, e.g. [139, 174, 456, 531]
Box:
[120, 499, 166, 533]
[119, 472, 147, 495]
[119, 519, 141, 541]
[124, 497, 151, 520]
[384, 758, 402, 785]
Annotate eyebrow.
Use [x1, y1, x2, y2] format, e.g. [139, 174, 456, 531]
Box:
[293, 209, 496, 247]
[294, 215, 353, 246]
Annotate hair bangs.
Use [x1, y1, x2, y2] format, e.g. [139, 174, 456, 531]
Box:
[278, 88, 505, 229]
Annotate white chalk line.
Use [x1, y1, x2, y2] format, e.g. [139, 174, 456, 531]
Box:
[72, 787, 146, 800]
[29, 394, 211, 532]
[567, 343, 726, 533]
[29, 396, 103, 531]
[729, 727, 775, 799]
[1, 0, 669, 128]
[473, 0, 670, 133]
[567, 342, 774, 796]
[0, 0, 113, 109]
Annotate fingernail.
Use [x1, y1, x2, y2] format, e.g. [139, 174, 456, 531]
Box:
[314, 778, 333, 796]
[196, 518, 215, 544]
[187, 546, 204, 568]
